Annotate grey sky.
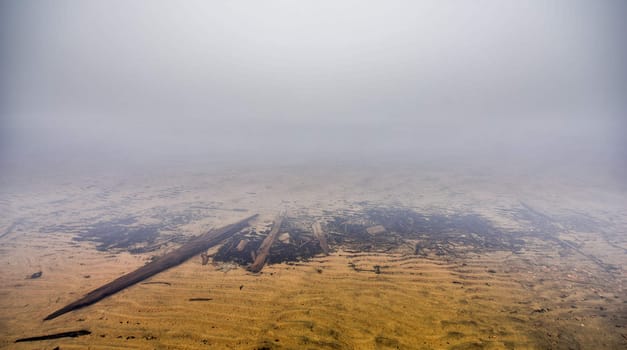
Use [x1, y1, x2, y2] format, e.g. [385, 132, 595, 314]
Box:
[1, 1, 625, 171]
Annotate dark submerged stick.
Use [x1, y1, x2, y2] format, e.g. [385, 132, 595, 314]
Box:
[141, 281, 171, 286]
[44, 215, 257, 321]
[248, 213, 284, 273]
[312, 221, 329, 255]
[15, 330, 91, 342]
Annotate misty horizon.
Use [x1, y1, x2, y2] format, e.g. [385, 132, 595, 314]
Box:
[1, 1, 626, 181]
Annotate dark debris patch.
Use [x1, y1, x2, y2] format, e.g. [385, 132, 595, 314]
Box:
[213, 218, 323, 266]
[326, 207, 523, 256]
[268, 218, 323, 264]
[215, 207, 522, 269]
[72, 217, 162, 252]
[213, 228, 264, 265]
[45, 207, 211, 253]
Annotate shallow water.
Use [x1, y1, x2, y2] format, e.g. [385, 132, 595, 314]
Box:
[0, 164, 625, 349]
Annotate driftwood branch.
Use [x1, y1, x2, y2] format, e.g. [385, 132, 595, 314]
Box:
[44, 214, 257, 321]
[312, 221, 329, 255]
[248, 213, 284, 273]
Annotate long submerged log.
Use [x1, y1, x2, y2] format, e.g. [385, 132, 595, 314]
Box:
[44, 214, 257, 321]
[248, 213, 284, 273]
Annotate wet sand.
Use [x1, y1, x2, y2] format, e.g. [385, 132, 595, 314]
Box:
[1, 164, 625, 349]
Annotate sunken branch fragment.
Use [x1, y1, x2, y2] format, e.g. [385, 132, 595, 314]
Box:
[248, 213, 285, 273]
[15, 330, 91, 342]
[312, 221, 330, 255]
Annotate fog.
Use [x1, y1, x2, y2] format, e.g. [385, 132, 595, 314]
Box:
[1, 1, 625, 181]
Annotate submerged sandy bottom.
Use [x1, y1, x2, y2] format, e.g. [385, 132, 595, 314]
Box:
[0, 164, 625, 349]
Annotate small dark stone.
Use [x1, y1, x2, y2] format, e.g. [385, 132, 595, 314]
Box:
[29, 271, 42, 279]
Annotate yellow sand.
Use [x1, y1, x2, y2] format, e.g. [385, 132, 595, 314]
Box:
[0, 166, 625, 349]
